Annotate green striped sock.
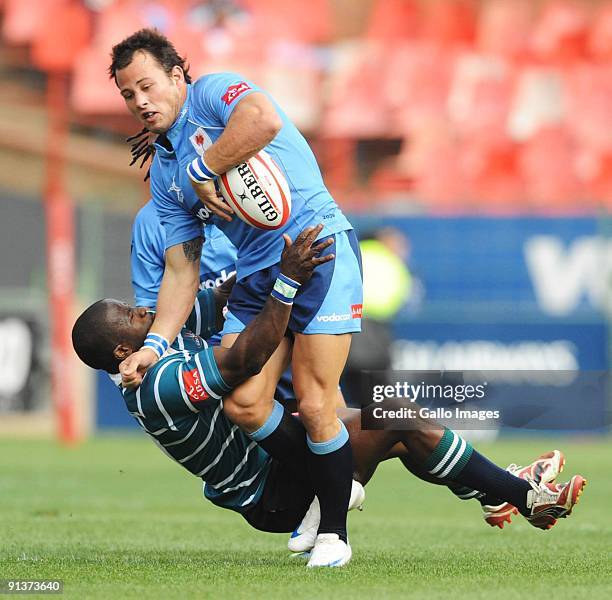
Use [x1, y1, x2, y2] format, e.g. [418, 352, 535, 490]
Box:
[425, 428, 474, 481]
[447, 481, 484, 501]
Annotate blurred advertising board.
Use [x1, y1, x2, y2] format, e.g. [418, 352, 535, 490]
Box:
[0, 316, 44, 412]
[358, 215, 610, 432]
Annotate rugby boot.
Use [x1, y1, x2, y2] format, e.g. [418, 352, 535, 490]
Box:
[307, 534, 352, 568]
[483, 450, 565, 528]
[524, 475, 587, 530]
[288, 480, 365, 553]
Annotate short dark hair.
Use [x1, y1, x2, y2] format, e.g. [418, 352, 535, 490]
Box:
[109, 28, 192, 84]
[72, 300, 123, 373]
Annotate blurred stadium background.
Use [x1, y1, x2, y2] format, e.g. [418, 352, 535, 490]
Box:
[0, 0, 609, 442]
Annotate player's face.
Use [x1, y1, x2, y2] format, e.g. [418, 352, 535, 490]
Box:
[107, 301, 155, 344]
[115, 50, 186, 134]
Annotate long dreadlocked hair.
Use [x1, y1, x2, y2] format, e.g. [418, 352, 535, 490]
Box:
[127, 127, 156, 181]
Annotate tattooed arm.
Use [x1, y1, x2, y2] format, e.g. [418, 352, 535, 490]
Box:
[181, 237, 204, 262]
[120, 236, 203, 388]
[152, 236, 203, 341]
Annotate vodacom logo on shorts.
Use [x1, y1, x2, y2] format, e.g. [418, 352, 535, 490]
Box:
[316, 304, 363, 323]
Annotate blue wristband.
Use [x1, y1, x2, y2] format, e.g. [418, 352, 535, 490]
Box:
[270, 273, 301, 305]
[187, 155, 218, 184]
[143, 333, 169, 359]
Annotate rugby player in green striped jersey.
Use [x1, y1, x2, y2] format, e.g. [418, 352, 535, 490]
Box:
[72, 225, 586, 565]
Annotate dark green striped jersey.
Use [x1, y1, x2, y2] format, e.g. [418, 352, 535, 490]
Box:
[121, 289, 271, 513]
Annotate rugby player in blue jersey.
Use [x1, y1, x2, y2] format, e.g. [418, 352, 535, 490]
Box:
[128, 137, 298, 406]
[72, 227, 586, 563]
[111, 29, 361, 565]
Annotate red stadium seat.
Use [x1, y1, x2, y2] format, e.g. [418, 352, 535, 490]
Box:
[92, 0, 149, 50]
[518, 126, 582, 212]
[242, 0, 332, 45]
[398, 122, 469, 212]
[2, 0, 65, 45]
[167, 4, 266, 74]
[323, 43, 389, 138]
[366, 0, 420, 45]
[507, 66, 567, 142]
[137, 0, 190, 33]
[461, 133, 523, 212]
[92, 0, 208, 69]
[31, 0, 91, 72]
[476, 0, 533, 60]
[578, 150, 612, 208]
[588, 2, 612, 62]
[563, 64, 612, 153]
[261, 60, 322, 132]
[530, 0, 590, 65]
[421, 0, 477, 49]
[316, 138, 359, 202]
[71, 45, 127, 114]
[163, 20, 207, 70]
[447, 53, 517, 138]
[368, 161, 415, 201]
[386, 42, 457, 136]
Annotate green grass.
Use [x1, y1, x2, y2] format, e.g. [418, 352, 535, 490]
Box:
[0, 435, 610, 599]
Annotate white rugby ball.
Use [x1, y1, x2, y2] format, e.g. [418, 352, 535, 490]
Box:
[218, 150, 291, 230]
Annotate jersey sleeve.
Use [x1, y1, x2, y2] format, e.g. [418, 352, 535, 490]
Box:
[191, 73, 262, 127]
[126, 356, 199, 433]
[137, 348, 231, 418]
[181, 347, 232, 403]
[184, 288, 218, 339]
[131, 203, 166, 307]
[150, 155, 202, 249]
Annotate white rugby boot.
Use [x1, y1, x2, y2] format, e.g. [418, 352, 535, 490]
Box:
[288, 480, 365, 553]
[307, 533, 352, 568]
[482, 450, 565, 528]
[524, 474, 587, 530]
[288, 496, 320, 553]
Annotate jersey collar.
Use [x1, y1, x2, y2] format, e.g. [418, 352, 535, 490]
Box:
[108, 372, 122, 387]
[153, 135, 175, 159]
[167, 83, 192, 148]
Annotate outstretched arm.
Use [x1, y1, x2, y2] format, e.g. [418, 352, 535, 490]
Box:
[156, 237, 203, 335]
[120, 236, 203, 387]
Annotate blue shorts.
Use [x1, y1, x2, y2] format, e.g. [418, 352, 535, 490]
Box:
[222, 229, 363, 336]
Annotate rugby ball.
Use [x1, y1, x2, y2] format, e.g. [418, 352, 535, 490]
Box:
[218, 150, 291, 230]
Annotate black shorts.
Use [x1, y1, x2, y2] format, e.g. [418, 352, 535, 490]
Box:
[242, 459, 315, 533]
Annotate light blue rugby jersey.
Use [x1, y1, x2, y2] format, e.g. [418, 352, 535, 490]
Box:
[149, 72, 352, 280]
[121, 288, 271, 513]
[131, 199, 237, 307]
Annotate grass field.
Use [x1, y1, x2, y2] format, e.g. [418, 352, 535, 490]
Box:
[1, 435, 610, 599]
